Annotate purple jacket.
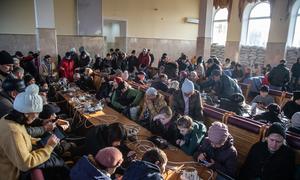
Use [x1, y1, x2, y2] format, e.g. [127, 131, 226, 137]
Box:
[193, 135, 238, 177]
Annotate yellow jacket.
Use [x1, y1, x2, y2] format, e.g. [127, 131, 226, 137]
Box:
[0, 117, 54, 180]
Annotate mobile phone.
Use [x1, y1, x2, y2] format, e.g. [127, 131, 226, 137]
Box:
[199, 159, 210, 166]
[39, 127, 65, 146]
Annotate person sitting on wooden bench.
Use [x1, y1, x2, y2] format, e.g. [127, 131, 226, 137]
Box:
[239, 122, 295, 180]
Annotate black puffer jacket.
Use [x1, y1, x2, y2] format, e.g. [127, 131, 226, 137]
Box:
[239, 141, 295, 180]
[268, 64, 290, 87]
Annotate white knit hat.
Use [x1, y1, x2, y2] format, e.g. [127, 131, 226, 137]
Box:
[181, 79, 194, 94]
[13, 84, 43, 113]
[146, 87, 158, 96]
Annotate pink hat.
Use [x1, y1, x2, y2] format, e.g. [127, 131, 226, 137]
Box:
[208, 122, 229, 145]
[95, 147, 123, 168]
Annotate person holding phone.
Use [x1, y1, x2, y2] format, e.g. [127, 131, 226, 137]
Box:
[0, 84, 59, 180]
[194, 122, 238, 179]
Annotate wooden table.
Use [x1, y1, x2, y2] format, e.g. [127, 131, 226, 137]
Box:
[58, 89, 216, 180]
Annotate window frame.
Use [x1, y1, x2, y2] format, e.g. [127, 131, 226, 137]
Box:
[211, 8, 228, 45]
[240, 2, 271, 47]
[245, 2, 271, 47]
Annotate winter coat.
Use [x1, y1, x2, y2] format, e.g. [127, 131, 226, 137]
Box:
[149, 116, 181, 146]
[127, 55, 138, 73]
[84, 124, 111, 156]
[268, 64, 290, 87]
[194, 136, 238, 177]
[164, 62, 179, 80]
[139, 93, 167, 120]
[253, 111, 282, 124]
[151, 81, 169, 92]
[180, 121, 207, 155]
[123, 160, 163, 180]
[239, 141, 295, 180]
[0, 115, 54, 180]
[206, 63, 221, 78]
[96, 81, 113, 100]
[70, 155, 111, 180]
[78, 56, 92, 70]
[111, 88, 143, 111]
[291, 62, 300, 78]
[171, 90, 204, 122]
[0, 91, 14, 118]
[138, 53, 151, 68]
[39, 60, 56, 79]
[282, 100, 300, 119]
[59, 58, 75, 82]
[214, 75, 242, 99]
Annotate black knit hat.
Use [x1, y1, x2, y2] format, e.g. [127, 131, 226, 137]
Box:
[266, 122, 286, 139]
[293, 91, 300, 101]
[267, 103, 280, 115]
[0, 50, 14, 65]
[260, 85, 269, 92]
[39, 104, 61, 119]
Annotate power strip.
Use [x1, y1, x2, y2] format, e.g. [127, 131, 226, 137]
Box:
[180, 169, 201, 180]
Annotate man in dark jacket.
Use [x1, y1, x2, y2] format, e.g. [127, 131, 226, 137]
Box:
[151, 74, 169, 92]
[282, 91, 300, 119]
[0, 78, 25, 118]
[123, 148, 167, 180]
[76, 51, 92, 73]
[212, 70, 242, 99]
[164, 61, 179, 80]
[0, 50, 14, 89]
[194, 122, 238, 178]
[172, 79, 204, 122]
[127, 50, 138, 73]
[291, 58, 300, 90]
[205, 58, 222, 78]
[239, 123, 295, 180]
[268, 60, 290, 90]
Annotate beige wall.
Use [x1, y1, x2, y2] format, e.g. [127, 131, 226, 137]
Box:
[103, 0, 199, 40]
[54, 0, 77, 35]
[0, 0, 35, 34]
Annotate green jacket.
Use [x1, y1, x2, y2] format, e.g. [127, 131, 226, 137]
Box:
[181, 121, 207, 156]
[111, 88, 143, 110]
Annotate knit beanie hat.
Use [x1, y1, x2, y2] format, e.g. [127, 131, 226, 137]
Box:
[291, 112, 300, 128]
[13, 84, 43, 113]
[293, 91, 300, 101]
[0, 50, 14, 65]
[95, 147, 123, 168]
[208, 122, 229, 145]
[267, 103, 281, 115]
[260, 85, 269, 92]
[181, 79, 194, 94]
[266, 122, 286, 139]
[146, 87, 158, 96]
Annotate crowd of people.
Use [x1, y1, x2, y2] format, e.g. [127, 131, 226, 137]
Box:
[0, 47, 299, 180]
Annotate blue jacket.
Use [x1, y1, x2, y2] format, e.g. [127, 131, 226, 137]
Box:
[123, 160, 163, 180]
[70, 156, 111, 180]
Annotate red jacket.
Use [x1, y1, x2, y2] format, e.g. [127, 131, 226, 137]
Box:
[262, 73, 270, 85]
[138, 53, 150, 68]
[59, 58, 74, 82]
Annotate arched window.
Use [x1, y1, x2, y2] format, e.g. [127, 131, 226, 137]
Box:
[245, 2, 271, 47]
[212, 8, 228, 45]
[292, 7, 300, 47]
